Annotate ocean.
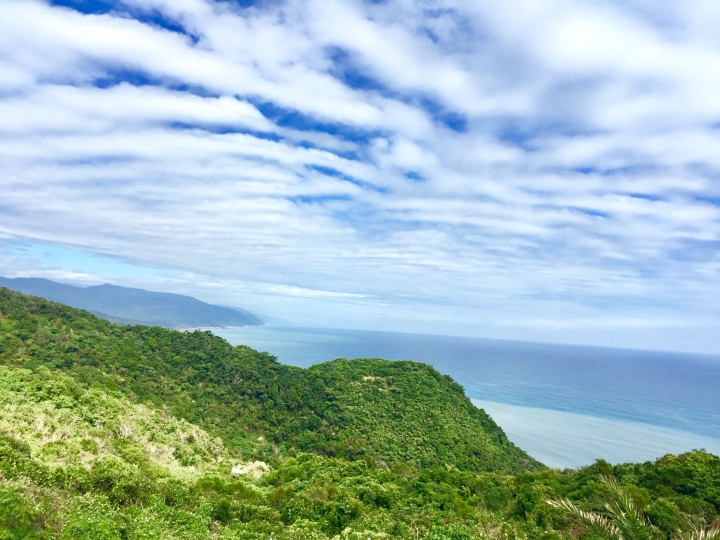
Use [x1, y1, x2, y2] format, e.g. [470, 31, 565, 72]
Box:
[213, 325, 720, 469]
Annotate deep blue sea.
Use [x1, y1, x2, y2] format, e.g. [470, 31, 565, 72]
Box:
[214, 325, 720, 467]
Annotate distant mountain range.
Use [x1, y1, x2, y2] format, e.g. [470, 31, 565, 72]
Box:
[0, 277, 263, 329]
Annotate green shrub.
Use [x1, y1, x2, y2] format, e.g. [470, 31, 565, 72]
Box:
[89, 456, 154, 506]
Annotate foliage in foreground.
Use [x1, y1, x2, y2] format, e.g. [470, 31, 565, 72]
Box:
[549, 474, 720, 540]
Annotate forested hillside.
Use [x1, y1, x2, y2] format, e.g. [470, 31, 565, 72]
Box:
[1, 287, 719, 539]
[0, 287, 538, 472]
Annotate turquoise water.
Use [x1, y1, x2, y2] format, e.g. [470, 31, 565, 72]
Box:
[214, 326, 720, 467]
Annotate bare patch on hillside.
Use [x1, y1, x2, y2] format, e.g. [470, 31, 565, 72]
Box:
[231, 461, 270, 479]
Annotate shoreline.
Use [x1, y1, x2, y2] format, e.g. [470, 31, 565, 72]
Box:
[473, 399, 720, 469]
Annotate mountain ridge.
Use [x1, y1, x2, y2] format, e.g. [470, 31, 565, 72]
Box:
[0, 276, 263, 329]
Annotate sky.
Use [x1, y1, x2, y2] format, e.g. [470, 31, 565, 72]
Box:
[1, 0, 720, 354]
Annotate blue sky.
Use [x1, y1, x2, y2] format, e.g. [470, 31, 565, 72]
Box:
[1, 0, 720, 353]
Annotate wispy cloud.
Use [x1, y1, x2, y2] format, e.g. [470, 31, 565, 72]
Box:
[1, 0, 719, 352]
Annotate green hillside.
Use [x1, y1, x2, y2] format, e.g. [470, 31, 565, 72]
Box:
[299, 358, 537, 471]
[2, 365, 719, 540]
[0, 366, 227, 475]
[0, 287, 539, 473]
[2, 287, 720, 540]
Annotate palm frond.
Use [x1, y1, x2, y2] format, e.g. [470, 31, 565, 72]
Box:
[548, 498, 621, 540]
[598, 475, 660, 540]
[600, 475, 646, 522]
[681, 527, 720, 540]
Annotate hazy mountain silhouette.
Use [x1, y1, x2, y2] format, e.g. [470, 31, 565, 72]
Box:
[0, 277, 263, 329]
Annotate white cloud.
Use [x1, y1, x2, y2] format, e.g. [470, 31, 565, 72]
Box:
[0, 83, 274, 134]
[1, 0, 719, 352]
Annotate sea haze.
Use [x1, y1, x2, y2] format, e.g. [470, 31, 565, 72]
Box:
[214, 326, 720, 468]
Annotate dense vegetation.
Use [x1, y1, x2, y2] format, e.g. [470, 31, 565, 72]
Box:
[549, 474, 720, 540]
[0, 288, 537, 473]
[1, 287, 719, 539]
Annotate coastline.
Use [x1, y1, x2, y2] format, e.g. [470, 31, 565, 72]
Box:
[212, 325, 720, 468]
[473, 399, 720, 469]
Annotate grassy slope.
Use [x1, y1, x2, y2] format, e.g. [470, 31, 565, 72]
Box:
[0, 287, 541, 474]
[0, 366, 228, 474]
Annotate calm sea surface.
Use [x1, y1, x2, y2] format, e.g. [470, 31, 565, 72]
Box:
[213, 326, 720, 444]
